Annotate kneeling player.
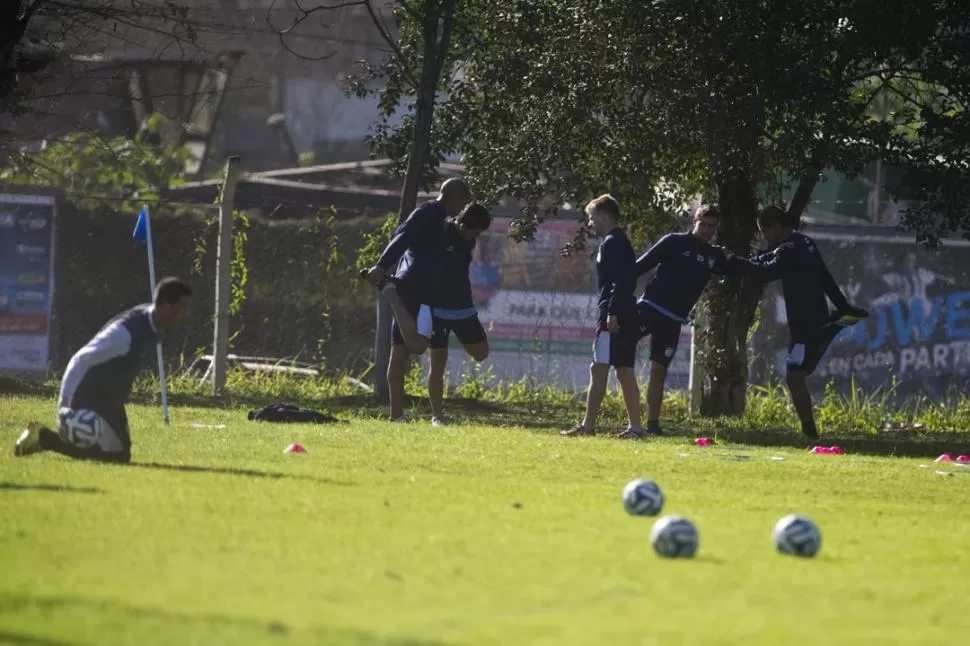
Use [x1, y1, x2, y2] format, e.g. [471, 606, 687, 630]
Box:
[428, 203, 493, 425]
[14, 277, 192, 463]
[562, 195, 645, 437]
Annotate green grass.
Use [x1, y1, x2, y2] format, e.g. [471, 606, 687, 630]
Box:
[2, 396, 970, 645]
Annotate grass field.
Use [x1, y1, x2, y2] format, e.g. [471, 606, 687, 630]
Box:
[2, 394, 970, 645]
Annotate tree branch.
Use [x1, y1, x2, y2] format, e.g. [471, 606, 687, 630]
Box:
[431, 0, 456, 82]
[267, 0, 364, 61]
[364, 0, 419, 90]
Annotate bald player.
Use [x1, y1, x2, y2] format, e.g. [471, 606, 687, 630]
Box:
[363, 178, 472, 421]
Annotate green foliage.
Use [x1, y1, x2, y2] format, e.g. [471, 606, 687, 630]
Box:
[20, 362, 970, 437]
[355, 213, 398, 270]
[0, 113, 191, 211]
[315, 212, 342, 358]
[191, 209, 250, 321]
[420, 0, 970, 414]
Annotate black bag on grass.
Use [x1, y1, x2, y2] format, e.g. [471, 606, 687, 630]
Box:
[247, 402, 340, 424]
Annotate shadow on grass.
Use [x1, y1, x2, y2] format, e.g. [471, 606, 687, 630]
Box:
[6, 376, 969, 458]
[0, 482, 102, 495]
[708, 427, 970, 459]
[0, 630, 75, 646]
[125, 462, 356, 486]
[0, 593, 448, 646]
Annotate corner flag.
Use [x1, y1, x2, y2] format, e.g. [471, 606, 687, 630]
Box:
[132, 204, 170, 425]
[133, 206, 149, 246]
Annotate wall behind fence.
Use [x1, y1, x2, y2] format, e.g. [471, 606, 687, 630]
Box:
[51, 203, 378, 377]
[48, 204, 970, 400]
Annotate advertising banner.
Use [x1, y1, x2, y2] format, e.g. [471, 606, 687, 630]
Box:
[443, 217, 693, 390]
[0, 192, 57, 376]
[749, 230, 970, 398]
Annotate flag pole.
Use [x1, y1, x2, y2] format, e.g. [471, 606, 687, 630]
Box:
[143, 205, 170, 425]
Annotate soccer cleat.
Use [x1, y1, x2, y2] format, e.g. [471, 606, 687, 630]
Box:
[617, 427, 646, 440]
[831, 306, 869, 328]
[14, 422, 45, 457]
[431, 416, 450, 427]
[561, 424, 596, 437]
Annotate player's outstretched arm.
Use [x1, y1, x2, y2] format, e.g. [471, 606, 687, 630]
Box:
[723, 249, 787, 282]
[634, 234, 672, 277]
[817, 254, 851, 312]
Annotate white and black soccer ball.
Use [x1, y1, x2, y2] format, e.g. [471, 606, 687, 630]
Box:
[622, 478, 665, 516]
[650, 515, 699, 558]
[772, 514, 822, 557]
[60, 408, 103, 449]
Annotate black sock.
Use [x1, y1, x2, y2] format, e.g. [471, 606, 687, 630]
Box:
[38, 428, 130, 463]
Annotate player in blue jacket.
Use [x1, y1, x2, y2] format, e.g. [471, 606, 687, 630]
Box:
[562, 195, 645, 437]
[618, 205, 738, 438]
[727, 205, 869, 439]
[427, 203, 493, 426]
[362, 178, 472, 421]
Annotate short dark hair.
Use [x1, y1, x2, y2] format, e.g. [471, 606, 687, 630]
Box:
[456, 202, 492, 231]
[694, 204, 721, 221]
[585, 194, 621, 221]
[757, 205, 789, 228]
[154, 277, 193, 306]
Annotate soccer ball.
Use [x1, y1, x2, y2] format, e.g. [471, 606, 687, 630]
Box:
[622, 478, 664, 516]
[772, 514, 822, 557]
[650, 515, 699, 558]
[60, 408, 103, 449]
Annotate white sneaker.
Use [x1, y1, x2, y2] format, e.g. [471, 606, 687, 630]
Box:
[14, 423, 44, 457]
[431, 416, 450, 427]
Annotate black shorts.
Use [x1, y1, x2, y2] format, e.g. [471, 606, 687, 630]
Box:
[430, 314, 487, 349]
[636, 302, 683, 367]
[62, 395, 132, 454]
[786, 322, 842, 375]
[391, 283, 433, 346]
[592, 328, 638, 368]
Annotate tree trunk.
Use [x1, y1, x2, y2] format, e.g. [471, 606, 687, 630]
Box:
[0, 1, 31, 105]
[374, 0, 456, 402]
[697, 170, 764, 417]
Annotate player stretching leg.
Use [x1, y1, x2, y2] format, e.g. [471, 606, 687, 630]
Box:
[727, 205, 868, 439]
[14, 278, 193, 463]
[363, 178, 472, 421]
[427, 203, 493, 426]
[562, 195, 644, 437]
[619, 205, 741, 439]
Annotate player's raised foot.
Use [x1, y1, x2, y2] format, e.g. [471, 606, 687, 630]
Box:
[14, 422, 46, 457]
[561, 424, 596, 437]
[832, 306, 869, 327]
[431, 415, 451, 427]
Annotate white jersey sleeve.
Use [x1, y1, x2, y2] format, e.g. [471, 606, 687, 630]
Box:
[57, 322, 133, 408]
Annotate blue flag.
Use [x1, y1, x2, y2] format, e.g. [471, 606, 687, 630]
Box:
[133, 206, 148, 247]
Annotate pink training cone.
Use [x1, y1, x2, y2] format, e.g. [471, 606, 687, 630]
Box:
[810, 446, 831, 454]
[956, 455, 970, 463]
[283, 443, 306, 454]
[934, 453, 954, 462]
[694, 437, 712, 447]
[829, 446, 844, 455]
